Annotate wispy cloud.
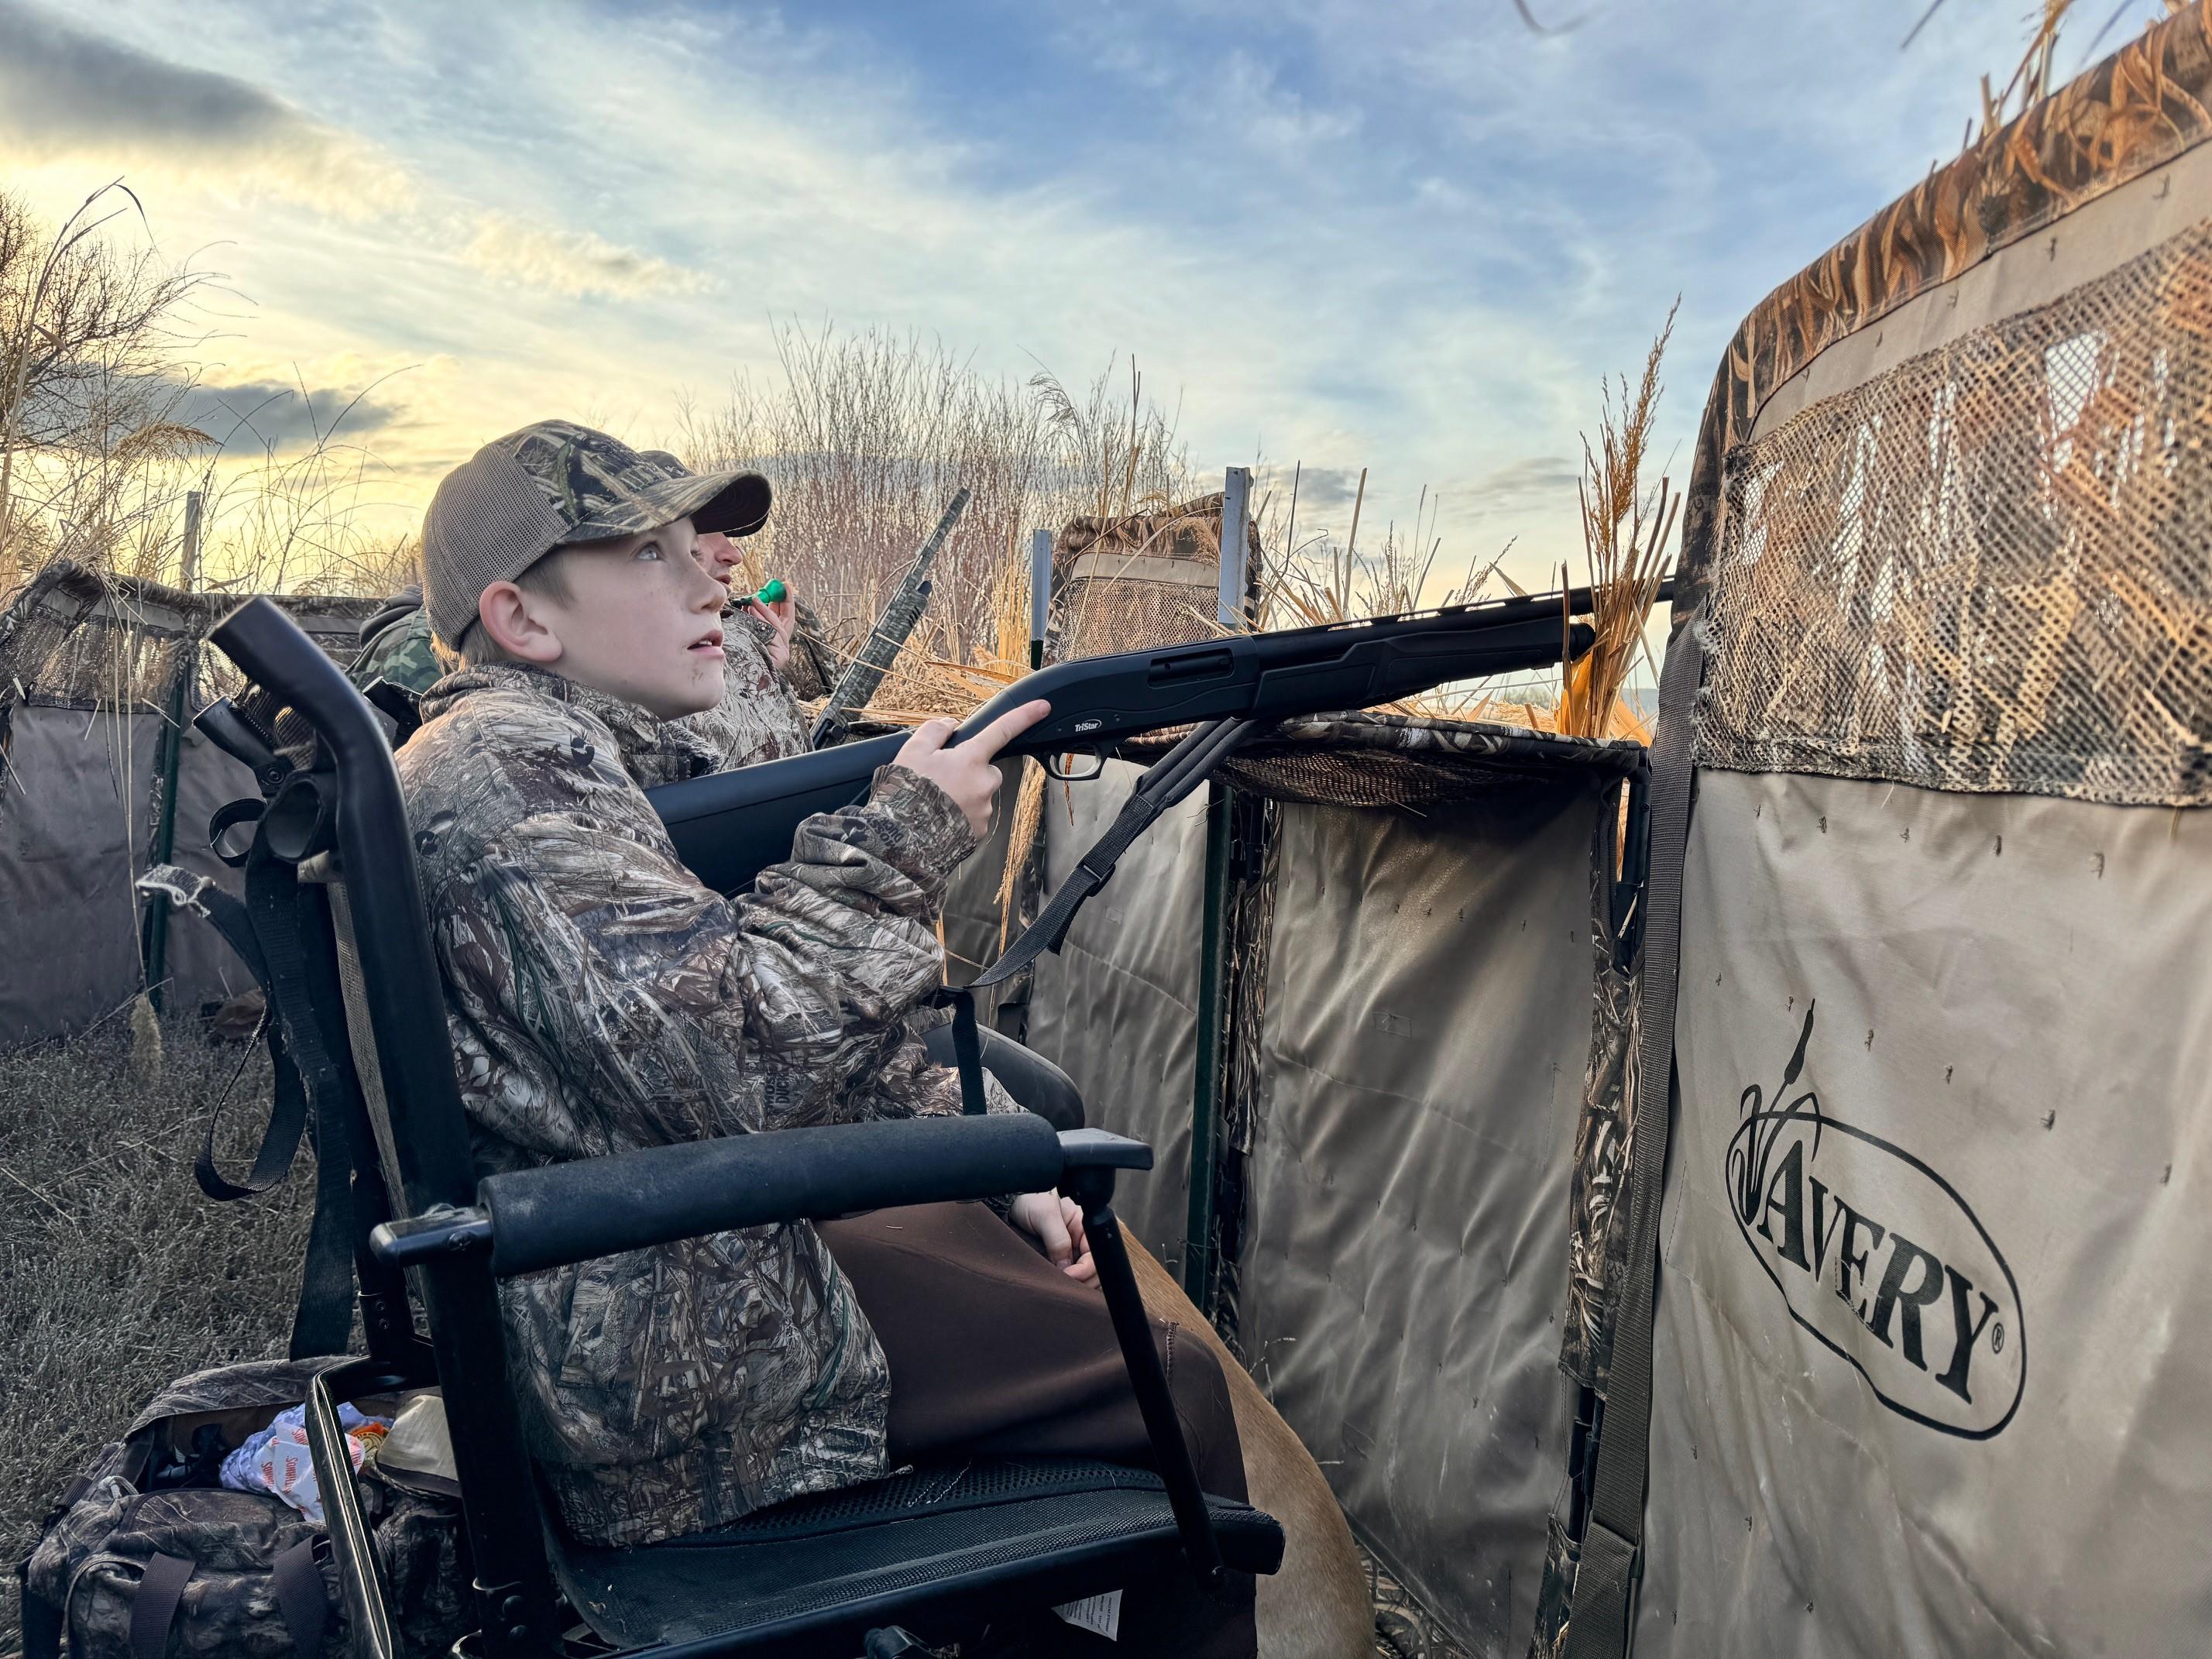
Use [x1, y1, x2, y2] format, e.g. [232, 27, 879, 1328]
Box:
[460, 214, 713, 301]
[0, 2, 704, 304]
[1462, 456, 1582, 512]
[1259, 464, 1365, 515]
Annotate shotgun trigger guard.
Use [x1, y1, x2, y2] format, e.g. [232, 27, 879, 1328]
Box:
[1044, 745, 1105, 782]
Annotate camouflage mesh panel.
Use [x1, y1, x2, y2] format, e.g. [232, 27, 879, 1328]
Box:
[0, 563, 199, 708]
[1049, 493, 1257, 660]
[1695, 218, 2212, 805]
[1058, 572, 1219, 659]
[0, 560, 376, 716]
[1120, 711, 1642, 812]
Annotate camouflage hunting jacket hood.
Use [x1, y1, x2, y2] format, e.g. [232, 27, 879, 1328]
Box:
[397, 661, 1005, 1547]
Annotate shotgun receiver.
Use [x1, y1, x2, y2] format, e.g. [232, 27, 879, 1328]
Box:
[651, 586, 1602, 895]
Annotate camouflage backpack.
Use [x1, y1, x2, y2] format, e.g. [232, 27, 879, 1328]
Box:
[19, 1359, 469, 1659]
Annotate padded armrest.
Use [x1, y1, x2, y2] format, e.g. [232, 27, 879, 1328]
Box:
[921, 1025, 1086, 1130]
[478, 1111, 1066, 1277]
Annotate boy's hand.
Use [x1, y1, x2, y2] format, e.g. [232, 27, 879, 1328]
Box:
[1010, 1191, 1097, 1283]
[893, 699, 1050, 836]
[744, 590, 798, 674]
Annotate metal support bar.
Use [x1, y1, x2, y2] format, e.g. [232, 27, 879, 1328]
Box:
[141, 490, 204, 1014]
[1068, 1166, 1225, 1588]
[177, 489, 204, 592]
[1030, 527, 1052, 672]
[1217, 467, 1250, 630]
[1187, 465, 1254, 1314]
[1183, 776, 1234, 1311]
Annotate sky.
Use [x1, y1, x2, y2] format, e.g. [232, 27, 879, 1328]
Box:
[0, 0, 2169, 597]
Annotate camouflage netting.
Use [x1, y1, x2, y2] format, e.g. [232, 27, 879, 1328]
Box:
[0, 562, 380, 1044]
[0, 561, 376, 716]
[1049, 492, 1262, 660]
[1056, 530, 1656, 1413]
[1695, 218, 2212, 805]
[1123, 710, 1643, 812]
[1580, 8, 2212, 1654]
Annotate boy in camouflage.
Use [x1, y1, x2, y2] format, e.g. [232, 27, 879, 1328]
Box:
[399, 421, 1253, 1654]
[349, 448, 820, 775]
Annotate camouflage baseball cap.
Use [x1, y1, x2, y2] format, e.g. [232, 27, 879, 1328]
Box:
[421, 420, 771, 648]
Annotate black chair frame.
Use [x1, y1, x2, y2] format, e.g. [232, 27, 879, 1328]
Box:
[204, 599, 1279, 1658]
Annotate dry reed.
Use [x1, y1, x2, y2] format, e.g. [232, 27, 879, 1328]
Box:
[1906, 0, 2176, 149]
[1558, 303, 1678, 742]
[675, 325, 1191, 666]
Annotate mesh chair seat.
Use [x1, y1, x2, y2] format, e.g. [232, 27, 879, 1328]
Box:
[549, 1458, 1283, 1654]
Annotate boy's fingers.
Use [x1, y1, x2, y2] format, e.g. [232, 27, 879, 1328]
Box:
[966, 699, 1053, 761]
[902, 717, 958, 757]
[1034, 1203, 1073, 1266]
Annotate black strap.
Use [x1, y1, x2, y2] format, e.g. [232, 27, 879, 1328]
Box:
[169, 833, 359, 1358]
[245, 855, 358, 1361]
[194, 1023, 309, 1202]
[981, 716, 1258, 993]
[270, 1537, 331, 1654]
[932, 717, 1262, 1116]
[130, 1551, 194, 1659]
[18, 1568, 63, 1659]
[944, 988, 988, 1116]
[118, 1544, 326, 1659]
[290, 1091, 359, 1359]
[1561, 630, 1705, 1659]
[190, 862, 314, 1204]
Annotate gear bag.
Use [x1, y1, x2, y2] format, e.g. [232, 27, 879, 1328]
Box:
[15, 1359, 466, 1659]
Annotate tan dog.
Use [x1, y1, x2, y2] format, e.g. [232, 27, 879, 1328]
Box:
[1125, 1238, 1373, 1658]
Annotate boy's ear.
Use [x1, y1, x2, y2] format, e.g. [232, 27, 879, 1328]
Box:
[478, 580, 564, 665]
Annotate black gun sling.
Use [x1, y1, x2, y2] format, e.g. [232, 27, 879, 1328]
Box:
[934, 716, 1262, 1115]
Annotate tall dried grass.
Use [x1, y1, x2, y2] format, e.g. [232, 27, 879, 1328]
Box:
[675, 323, 1191, 666]
[0, 1021, 308, 1654]
[1558, 302, 1678, 742]
[0, 184, 417, 610]
[0, 182, 215, 590]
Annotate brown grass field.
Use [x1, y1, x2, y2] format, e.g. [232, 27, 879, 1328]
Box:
[0, 1019, 307, 1652]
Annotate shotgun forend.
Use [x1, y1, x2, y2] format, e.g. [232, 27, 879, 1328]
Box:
[651, 586, 1607, 895]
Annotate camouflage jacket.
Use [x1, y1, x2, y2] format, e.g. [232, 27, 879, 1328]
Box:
[397, 663, 1011, 1547]
[350, 599, 812, 773]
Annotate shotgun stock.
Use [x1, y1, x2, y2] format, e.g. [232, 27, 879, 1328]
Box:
[651, 585, 1608, 895]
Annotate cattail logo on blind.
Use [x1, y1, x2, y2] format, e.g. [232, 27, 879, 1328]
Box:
[1724, 1004, 2025, 1438]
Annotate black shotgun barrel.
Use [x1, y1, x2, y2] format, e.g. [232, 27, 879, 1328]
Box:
[652, 584, 1609, 895]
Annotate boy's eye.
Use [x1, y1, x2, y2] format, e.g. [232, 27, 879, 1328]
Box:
[634, 541, 664, 562]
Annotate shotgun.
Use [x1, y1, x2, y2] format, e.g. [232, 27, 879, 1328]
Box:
[652, 586, 1605, 894]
